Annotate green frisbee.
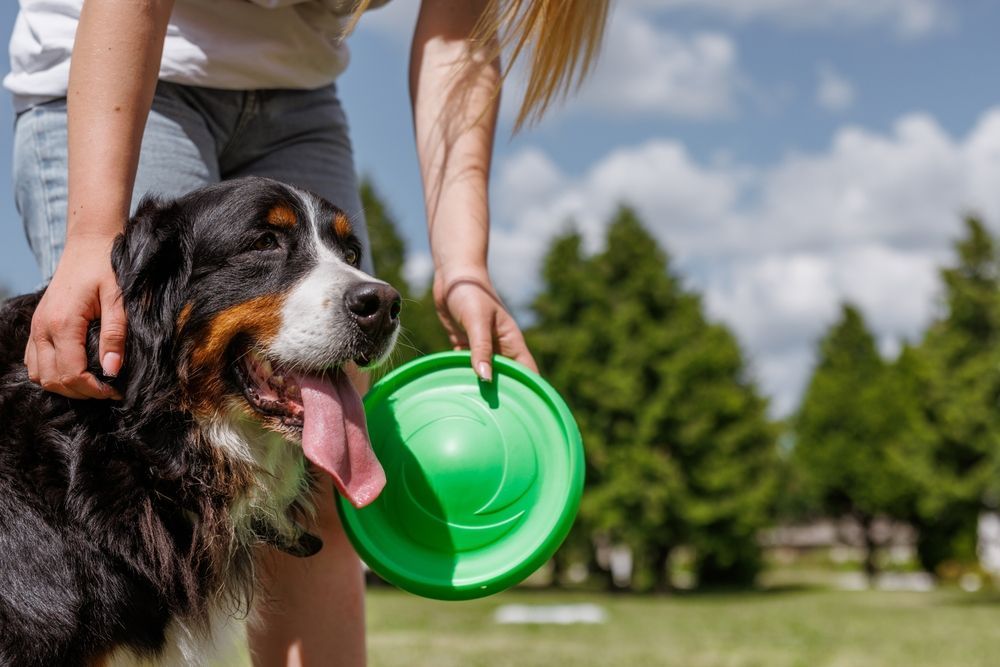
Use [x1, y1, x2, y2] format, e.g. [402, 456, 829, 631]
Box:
[336, 351, 584, 601]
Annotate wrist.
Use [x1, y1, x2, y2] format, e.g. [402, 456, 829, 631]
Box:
[434, 263, 490, 288]
[62, 230, 119, 260]
[432, 266, 498, 308]
[65, 199, 128, 241]
[65, 228, 121, 246]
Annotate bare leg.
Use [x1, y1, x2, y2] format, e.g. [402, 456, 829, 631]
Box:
[249, 367, 370, 667]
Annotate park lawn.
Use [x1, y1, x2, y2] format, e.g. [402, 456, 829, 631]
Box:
[365, 586, 1000, 667]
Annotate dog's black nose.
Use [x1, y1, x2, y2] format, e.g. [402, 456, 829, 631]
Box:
[345, 282, 401, 336]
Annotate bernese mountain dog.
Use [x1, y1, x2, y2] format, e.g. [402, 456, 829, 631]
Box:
[0, 176, 400, 666]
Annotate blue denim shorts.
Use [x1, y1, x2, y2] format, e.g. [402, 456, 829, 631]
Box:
[13, 80, 373, 281]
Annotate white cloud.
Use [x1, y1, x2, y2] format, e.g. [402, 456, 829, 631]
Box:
[491, 109, 1000, 415]
[643, 0, 954, 38]
[703, 246, 941, 414]
[494, 7, 747, 123]
[816, 64, 856, 112]
[575, 10, 744, 119]
[492, 140, 746, 299]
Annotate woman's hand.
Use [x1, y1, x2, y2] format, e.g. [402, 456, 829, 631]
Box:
[25, 234, 125, 399]
[434, 269, 538, 381]
[410, 2, 536, 381]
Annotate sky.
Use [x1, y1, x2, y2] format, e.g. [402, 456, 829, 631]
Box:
[1, 0, 1000, 416]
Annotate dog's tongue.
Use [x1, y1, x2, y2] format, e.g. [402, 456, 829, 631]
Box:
[299, 372, 385, 508]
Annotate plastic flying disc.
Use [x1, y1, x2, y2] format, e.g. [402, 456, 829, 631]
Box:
[336, 351, 584, 601]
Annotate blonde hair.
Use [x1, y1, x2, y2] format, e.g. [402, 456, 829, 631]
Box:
[350, 0, 610, 132]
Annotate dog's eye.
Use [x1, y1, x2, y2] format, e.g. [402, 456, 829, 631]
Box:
[344, 248, 359, 266]
[252, 232, 279, 251]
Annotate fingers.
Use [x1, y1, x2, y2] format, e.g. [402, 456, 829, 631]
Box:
[466, 308, 497, 382]
[51, 323, 120, 399]
[24, 338, 38, 383]
[25, 301, 121, 400]
[31, 335, 93, 400]
[436, 279, 539, 379]
[23, 234, 125, 400]
[99, 287, 127, 378]
[434, 301, 469, 352]
[498, 323, 539, 373]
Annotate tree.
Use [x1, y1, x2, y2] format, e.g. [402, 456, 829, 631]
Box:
[793, 304, 920, 582]
[361, 179, 408, 297]
[360, 178, 449, 368]
[903, 217, 1000, 572]
[529, 206, 778, 590]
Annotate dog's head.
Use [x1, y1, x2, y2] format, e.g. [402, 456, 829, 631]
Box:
[111, 177, 400, 508]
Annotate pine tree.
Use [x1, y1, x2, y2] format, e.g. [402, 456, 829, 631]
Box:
[793, 304, 919, 582]
[905, 217, 1000, 571]
[360, 178, 450, 367]
[361, 179, 408, 298]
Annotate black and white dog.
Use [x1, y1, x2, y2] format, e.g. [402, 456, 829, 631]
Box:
[0, 177, 400, 666]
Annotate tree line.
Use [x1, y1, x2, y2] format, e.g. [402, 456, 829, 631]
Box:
[792, 217, 1000, 582]
[364, 177, 999, 591]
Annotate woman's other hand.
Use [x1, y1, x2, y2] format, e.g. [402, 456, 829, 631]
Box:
[25, 234, 124, 399]
[27, 0, 175, 400]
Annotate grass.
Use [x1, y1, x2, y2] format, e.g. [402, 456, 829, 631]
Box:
[364, 586, 1000, 667]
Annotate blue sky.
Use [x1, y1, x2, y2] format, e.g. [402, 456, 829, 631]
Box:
[2, 0, 999, 415]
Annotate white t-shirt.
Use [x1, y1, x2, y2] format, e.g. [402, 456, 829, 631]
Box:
[4, 0, 390, 111]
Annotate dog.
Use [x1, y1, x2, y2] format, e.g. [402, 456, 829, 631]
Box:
[0, 176, 400, 666]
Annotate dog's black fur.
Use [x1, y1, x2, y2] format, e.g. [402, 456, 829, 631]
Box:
[0, 177, 385, 666]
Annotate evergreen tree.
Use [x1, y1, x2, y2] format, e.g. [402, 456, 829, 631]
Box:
[529, 230, 618, 586]
[361, 179, 408, 298]
[530, 206, 778, 590]
[905, 217, 1000, 571]
[360, 178, 450, 367]
[793, 304, 919, 582]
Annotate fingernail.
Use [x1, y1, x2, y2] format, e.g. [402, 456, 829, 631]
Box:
[102, 352, 122, 378]
[477, 362, 492, 382]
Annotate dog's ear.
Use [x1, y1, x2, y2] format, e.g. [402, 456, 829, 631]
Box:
[110, 195, 193, 407]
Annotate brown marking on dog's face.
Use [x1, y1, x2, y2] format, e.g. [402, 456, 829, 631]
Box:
[183, 294, 286, 414]
[267, 204, 297, 229]
[333, 211, 352, 239]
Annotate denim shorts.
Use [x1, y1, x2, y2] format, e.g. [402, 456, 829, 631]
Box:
[13, 80, 373, 281]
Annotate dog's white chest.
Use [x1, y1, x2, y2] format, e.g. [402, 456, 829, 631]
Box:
[107, 606, 248, 667]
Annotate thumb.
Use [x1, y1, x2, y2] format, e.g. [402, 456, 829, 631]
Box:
[99, 289, 127, 378]
[467, 310, 496, 382]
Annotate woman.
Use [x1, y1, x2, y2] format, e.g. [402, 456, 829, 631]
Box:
[5, 0, 609, 664]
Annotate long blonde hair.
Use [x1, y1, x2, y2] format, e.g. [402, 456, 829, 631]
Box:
[350, 0, 611, 132]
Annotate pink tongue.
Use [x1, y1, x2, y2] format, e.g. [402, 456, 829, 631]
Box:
[299, 372, 386, 508]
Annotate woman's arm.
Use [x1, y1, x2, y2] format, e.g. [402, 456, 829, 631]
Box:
[25, 0, 175, 398]
[410, 0, 537, 380]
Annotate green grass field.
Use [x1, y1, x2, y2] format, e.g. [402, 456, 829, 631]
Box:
[365, 586, 999, 667]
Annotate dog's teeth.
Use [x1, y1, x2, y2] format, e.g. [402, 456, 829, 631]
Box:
[271, 375, 285, 388]
[260, 359, 273, 376]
